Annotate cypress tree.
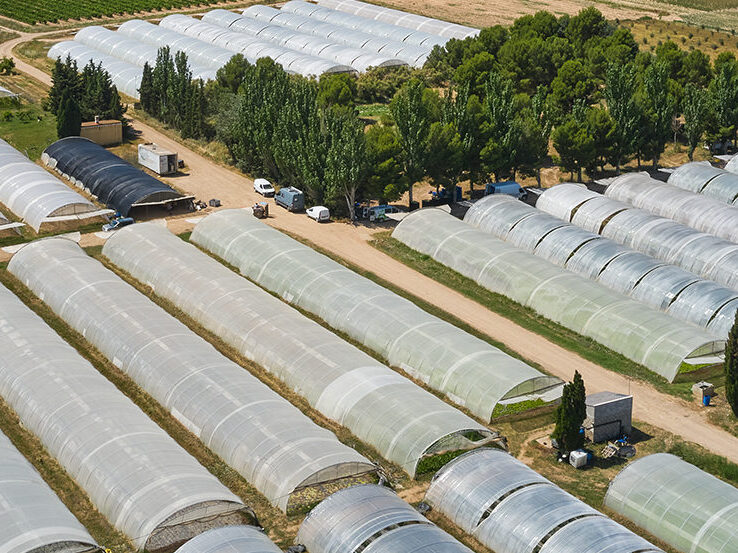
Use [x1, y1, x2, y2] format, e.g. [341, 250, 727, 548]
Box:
[46, 54, 81, 116]
[139, 62, 154, 114]
[551, 370, 587, 452]
[56, 89, 81, 138]
[726, 312, 738, 417]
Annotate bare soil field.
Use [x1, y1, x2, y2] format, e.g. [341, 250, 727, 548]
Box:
[375, 0, 686, 27]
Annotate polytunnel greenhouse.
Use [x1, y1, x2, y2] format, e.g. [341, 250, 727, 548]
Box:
[190, 209, 562, 421]
[668, 161, 738, 205]
[47, 41, 144, 99]
[162, 13, 396, 73]
[537, 183, 738, 292]
[605, 173, 738, 243]
[605, 453, 738, 553]
[425, 449, 664, 553]
[0, 210, 23, 234]
[174, 526, 282, 553]
[116, 19, 236, 74]
[296, 484, 475, 553]
[242, 5, 430, 67]
[724, 154, 738, 175]
[392, 209, 724, 382]
[103, 222, 497, 476]
[317, 0, 479, 39]
[9, 236, 374, 513]
[0, 429, 101, 553]
[184, 10, 354, 76]
[0, 138, 104, 231]
[0, 279, 249, 553]
[72, 25, 216, 82]
[43, 137, 190, 217]
[281, 0, 446, 48]
[464, 195, 738, 337]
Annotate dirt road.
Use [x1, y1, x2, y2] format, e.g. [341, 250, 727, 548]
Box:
[81, 118, 738, 465]
[3, 31, 738, 464]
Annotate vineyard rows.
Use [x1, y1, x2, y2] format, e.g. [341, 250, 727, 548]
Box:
[0, 0, 223, 25]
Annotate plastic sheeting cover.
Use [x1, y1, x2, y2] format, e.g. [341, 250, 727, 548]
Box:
[189, 209, 560, 421]
[165, 13, 403, 73]
[73, 25, 216, 82]
[105, 222, 494, 476]
[13, 235, 373, 513]
[0, 278, 245, 551]
[282, 1, 446, 48]
[162, 13, 357, 75]
[668, 162, 738, 205]
[116, 19, 233, 75]
[317, 0, 479, 40]
[425, 449, 550, 534]
[464, 195, 737, 337]
[605, 453, 738, 553]
[174, 526, 281, 553]
[392, 208, 724, 381]
[537, 183, 738, 292]
[48, 41, 143, 99]
[296, 485, 474, 553]
[241, 5, 429, 67]
[0, 138, 97, 231]
[43, 137, 184, 216]
[724, 154, 738, 176]
[605, 173, 738, 243]
[425, 449, 664, 553]
[0, 429, 101, 553]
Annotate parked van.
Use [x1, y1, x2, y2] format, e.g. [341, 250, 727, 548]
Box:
[274, 186, 305, 211]
[306, 205, 330, 222]
[484, 181, 527, 200]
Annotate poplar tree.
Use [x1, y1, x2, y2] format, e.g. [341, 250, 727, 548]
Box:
[390, 78, 432, 207]
[726, 312, 738, 418]
[324, 106, 369, 219]
[605, 62, 640, 173]
[682, 83, 710, 161]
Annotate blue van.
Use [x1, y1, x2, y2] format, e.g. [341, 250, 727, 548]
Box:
[275, 186, 305, 212]
[484, 181, 527, 200]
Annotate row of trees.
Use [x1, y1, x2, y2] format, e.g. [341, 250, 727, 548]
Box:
[213, 55, 370, 216]
[424, 8, 738, 179]
[47, 55, 126, 138]
[139, 47, 207, 140]
[138, 8, 738, 214]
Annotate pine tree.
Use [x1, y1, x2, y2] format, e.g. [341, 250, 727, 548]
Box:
[56, 89, 81, 138]
[552, 371, 587, 452]
[726, 312, 738, 418]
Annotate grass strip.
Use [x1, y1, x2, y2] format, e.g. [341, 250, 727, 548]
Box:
[0, 267, 299, 548]
[370, 232, 701, 402]
[0, 397, 134, 553]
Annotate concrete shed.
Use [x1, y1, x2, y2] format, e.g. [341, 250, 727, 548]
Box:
[584, 391, 632, 443]
[80, 118, 122, 146]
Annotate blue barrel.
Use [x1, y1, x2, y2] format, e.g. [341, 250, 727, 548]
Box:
[703, 395, 711, 406]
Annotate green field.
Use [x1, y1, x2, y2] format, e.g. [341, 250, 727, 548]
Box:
[0, 0, 227, 25]
[0, 101, 56, 160]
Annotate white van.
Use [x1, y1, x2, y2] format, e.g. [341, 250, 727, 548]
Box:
[306, 205, 330, 222]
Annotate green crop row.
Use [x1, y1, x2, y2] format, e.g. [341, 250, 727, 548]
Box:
[0, 0, 222, 25]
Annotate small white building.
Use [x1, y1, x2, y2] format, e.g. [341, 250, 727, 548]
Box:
[138, 143, 178, 175]
[584, 391, 632, 443]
